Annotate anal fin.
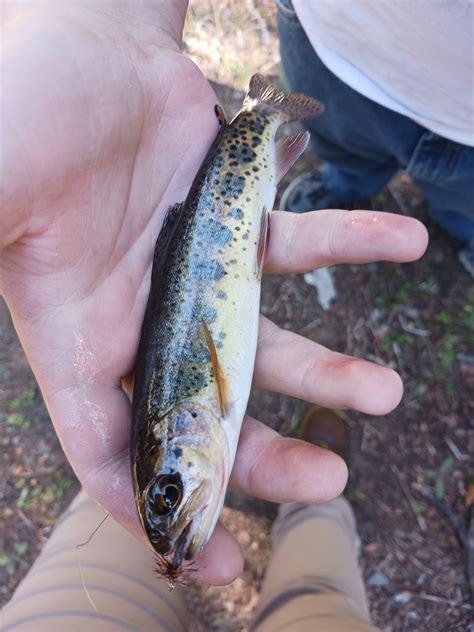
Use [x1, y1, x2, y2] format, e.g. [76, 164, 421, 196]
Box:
[201, 321, 229, 418]
[256, 206, 270, 279]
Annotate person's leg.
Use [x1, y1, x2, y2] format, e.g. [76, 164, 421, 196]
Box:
[276, 0, 423, 206]
[1, 490, 189, 631]
[406, 130, 474, 243]
[250, 408, 379, 631]
[251, 498, 379, 632]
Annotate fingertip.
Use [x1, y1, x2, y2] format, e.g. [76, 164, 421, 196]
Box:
[331, 453, 349, 497]
[392, 215, 429, 261]
[405, 217, 429, 260]
[337, 357, 404, 416]
[384, 368, 404, 412]
[194, 522, 243, 585]
[306, 446, 349, 501]
[367, 367, 403, 415]
[261, 439, 349, 504]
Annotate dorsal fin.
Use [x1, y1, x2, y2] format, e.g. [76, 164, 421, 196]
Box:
[243, 73, 324, 122]
[153, 202, 184, 264]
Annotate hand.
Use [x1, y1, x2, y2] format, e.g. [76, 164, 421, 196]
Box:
[0, 5, 428, 585]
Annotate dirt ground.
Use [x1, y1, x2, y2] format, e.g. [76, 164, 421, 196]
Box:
[1, 2, 473, 630]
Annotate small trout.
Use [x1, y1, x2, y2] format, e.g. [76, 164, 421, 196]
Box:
[131, 74, 323, 585]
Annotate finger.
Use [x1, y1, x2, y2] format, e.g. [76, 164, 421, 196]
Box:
[264, 210, 428, 273]
[254, 316, 403, 415]
[230, 416, 348, 503]
[193, 522, 243, 585]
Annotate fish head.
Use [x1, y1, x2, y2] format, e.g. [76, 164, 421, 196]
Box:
[138, 402, 229, 570]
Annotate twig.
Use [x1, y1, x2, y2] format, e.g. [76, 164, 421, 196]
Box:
[418, 487, 466, 546]
[419, 488, 474, 599]
[410, 554, 433, 576]
[445, 436, 471, 461]
[468, 505, 474, 600]
[360, 421, 372, 454]
[398, 313, 430, 337]
[298, 319, 321, 336]
[416, 592, 458, 606]
[390, 465, 427, 532]
[388, 179, 411, 216]
[17, 508, 35, 530]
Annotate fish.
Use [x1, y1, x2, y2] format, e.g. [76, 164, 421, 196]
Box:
[130, 74, 324, 587]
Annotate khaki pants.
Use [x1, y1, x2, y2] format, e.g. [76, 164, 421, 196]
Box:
[1, 491, 379, 631]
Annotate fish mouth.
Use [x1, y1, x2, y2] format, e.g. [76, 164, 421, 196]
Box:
[153, 515, 201, 585]
[144, 458, 226, 569]
[149, 487, 210, 564]
[170, 519, 195, 570]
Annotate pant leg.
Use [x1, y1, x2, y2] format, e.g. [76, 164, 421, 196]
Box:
[1, 490, 188, 632]
[277, 0, 419, 201]
[251, 497, 379, 632]
[406, 131, 474, 242]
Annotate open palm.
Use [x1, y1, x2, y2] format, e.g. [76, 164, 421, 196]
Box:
[1, 7, 428, 584]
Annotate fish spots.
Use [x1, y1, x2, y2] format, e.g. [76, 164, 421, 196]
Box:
[173, 447, 183, 458]
[205, 218, 233, 246]
[195, 259, 226, 281]
[249, 121, 265, 134]
[217, 290, 228, 300]
[220, 172, 246, 198]
[201, 304, 217, 324]
[229, 207, 244, 220]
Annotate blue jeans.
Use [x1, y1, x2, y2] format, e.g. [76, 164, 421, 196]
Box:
[277, 0, 474, 243]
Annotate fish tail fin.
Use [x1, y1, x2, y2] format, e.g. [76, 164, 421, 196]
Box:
[244, 73, 324, 122]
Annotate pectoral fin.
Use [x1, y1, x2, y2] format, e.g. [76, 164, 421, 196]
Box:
[201, 321, 229, 418]
[256, 206, 270, 279]
[275, 131, 310, 182]
[214, 104, 228, 127]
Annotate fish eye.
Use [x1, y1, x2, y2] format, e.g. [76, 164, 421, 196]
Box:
[148, 473, 183, 516]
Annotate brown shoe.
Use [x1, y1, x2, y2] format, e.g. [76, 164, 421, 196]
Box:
[299, 407, 350, 465]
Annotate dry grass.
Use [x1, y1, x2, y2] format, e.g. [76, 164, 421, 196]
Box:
[183, 0, 279, 90]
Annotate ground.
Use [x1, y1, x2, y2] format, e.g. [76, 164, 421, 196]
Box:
[1, 2, 473, 630]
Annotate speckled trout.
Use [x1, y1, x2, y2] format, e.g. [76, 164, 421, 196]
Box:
[131, 74, 323, 585]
